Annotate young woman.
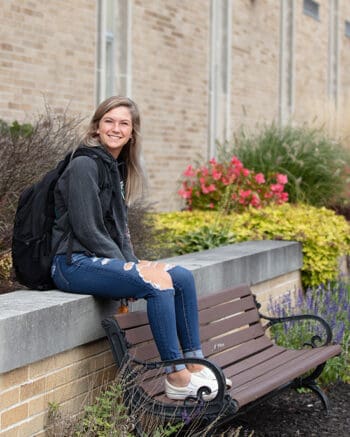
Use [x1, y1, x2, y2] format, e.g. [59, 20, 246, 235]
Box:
[51, 96, 231, 400]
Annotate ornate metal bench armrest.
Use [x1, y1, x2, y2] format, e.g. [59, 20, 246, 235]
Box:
[129, 356, 227, 403]
[260, 312, 333, 347]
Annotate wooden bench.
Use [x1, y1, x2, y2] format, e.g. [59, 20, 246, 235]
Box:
[102, 284, 342, 435]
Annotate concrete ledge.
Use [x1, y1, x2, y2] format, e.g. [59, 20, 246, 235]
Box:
[0, 240, 302, 373]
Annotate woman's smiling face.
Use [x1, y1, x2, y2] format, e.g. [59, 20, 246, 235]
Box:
[97, 106, 133, 158]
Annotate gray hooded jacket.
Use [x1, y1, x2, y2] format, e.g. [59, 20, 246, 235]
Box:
[52, 145, 137, 262]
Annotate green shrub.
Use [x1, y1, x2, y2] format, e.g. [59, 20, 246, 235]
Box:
[175, 225, 236, 255]
[154, 204, 350, 287]
[0, 119, 33, 138]
[223, 123, 350, 207]
[47, 382, 184, 437]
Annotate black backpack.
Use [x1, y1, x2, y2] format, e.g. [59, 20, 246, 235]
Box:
[11, 147, 108, 290]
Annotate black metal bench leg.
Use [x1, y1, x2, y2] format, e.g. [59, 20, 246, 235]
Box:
[305, 382, 330, 415]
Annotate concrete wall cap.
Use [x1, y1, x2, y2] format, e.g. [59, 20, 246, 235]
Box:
[0, 240, 302, 373]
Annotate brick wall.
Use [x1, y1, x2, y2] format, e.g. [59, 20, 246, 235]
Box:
[132, 0, 210, 210]
[293, 0, 330, 123]
[0, 0, 96, 121]
[0, 339, 115, 437]
[339, 0, 350, 142]
[0, 0, 349, 210]
[231, 0, 280, 131]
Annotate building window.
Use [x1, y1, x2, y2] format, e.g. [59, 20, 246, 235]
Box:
[97, 0, 131, 104]
[345, 20, 350, 38]
[303, 0, 319, 20]
[209, 0, 232, 158]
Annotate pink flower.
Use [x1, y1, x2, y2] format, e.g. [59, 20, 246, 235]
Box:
[212, 169, 222, 180]
[276, 174, 288, 184]
[242, 168, 250, 177]
[201, 183, 216, 194]
[183, 165, 196, 177]
[270, 183, 284, 193]
[250, 194, 261, 207]
[254, 173, 265, 184]
[200, 166, 209, 177]
[231, 156, 243, 168]
[209, 157, 217, 165]
[239, 189, 252, 198]
[178, 185, 193, 199]
[209, 202, 215, 209]
[279, 192, 289, 202]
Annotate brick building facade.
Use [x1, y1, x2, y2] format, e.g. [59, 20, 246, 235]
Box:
[1, 0, 349, 210]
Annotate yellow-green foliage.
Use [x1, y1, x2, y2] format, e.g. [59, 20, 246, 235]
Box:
[0, 250, 12, 280]
[154, 204, 350, 287]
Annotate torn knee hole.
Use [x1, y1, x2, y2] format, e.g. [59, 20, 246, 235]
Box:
[136, 264, 173, 290]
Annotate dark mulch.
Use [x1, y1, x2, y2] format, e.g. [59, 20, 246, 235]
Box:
[222, 382, 349, 436]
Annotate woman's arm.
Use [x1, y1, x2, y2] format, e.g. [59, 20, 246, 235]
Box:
[63, 156, 126, 259]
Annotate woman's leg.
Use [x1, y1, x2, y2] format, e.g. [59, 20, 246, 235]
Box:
[52, 254, 220, 397]
[52, 254, 183, 363]
[168, 266, 202, 353]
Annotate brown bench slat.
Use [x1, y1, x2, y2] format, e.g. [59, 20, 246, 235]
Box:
[222, 344, 288, 378]
[207, 336, 273, 367]
[231, 344, 342, 407]
[128, 342, 160, 362]
[198, 284, 252, 310]
[199, 308, 263, 342]
[199, 295, 257, 325]
[230, 348, 306, 388]
[123, 324, 154, 345]
[116, 311, 149, 329]
[202, 324, 265, 356]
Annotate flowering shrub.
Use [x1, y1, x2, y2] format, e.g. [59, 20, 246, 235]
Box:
[178, 156, 288, 212]
[268, 281, 350, 385]
[153, 204, 350, 287]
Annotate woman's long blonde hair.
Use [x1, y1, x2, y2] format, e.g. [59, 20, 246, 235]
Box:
[82, 96, 146, 205]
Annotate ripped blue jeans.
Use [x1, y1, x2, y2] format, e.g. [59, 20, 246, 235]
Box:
[51, 253, 204, 371]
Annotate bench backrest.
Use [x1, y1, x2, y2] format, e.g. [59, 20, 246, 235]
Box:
[116, 284, 271, 365]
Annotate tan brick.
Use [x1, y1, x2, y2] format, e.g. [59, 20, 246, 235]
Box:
[14, 413, 47, 437]
[0, 387, 20, 413]
[27, 394, 46, 417]
[0, 367, 29, 391]
[20, 377, 46, 401]
[0, 427, 19, 437]
[32, 431, 47, 437]
[1, 403, 28, 429]
[45, 356, 99, 392]
[28, 356, 55, 379]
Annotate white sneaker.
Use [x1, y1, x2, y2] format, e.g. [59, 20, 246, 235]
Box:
[194, 367, 232, 389]
[165, 373, 218, 401]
